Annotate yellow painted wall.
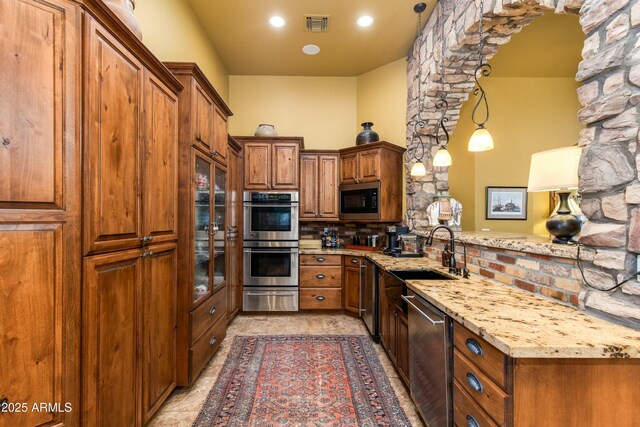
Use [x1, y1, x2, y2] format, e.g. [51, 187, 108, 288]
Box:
[448, 77, 583, 235]
[228, 76, 357, 149]
[135, 0, 230, 102]
[356, 59, 408, 147]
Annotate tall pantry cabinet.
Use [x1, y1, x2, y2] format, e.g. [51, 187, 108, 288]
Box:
[164, 63, 234, 386]
[0, 1, 182, 426]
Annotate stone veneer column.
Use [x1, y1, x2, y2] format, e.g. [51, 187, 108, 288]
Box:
[406, 0, 640, 324]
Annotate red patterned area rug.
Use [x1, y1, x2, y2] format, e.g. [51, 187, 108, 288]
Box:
[192, 335, 412, 427]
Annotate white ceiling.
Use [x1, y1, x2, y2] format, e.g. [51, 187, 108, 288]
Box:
[187, 0, 436, 76]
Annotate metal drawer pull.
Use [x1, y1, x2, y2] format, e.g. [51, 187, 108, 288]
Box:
[316, 274, 325, 279]
[316, 296, 326, 301]
[465, 338, 484, 356]
[351, 258, 358, 264]
[401, 295, 444, 326]
[466, 415, 480, 427]
[317, 257, 326, 262]
[210, 337, 217, 346]
[466, 372, 484, 393]
[210, 307, 216, 316]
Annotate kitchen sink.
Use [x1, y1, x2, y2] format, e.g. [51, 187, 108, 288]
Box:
[389, 269, 456, 281]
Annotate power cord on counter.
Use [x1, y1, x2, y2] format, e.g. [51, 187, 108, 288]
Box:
[576, 243, 636, 292]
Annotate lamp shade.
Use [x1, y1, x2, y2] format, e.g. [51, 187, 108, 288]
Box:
[468, 127, 494, 152]
[527, 146, 582, 192]
[410, 161, 427, 177]
[433, 147, 452, 167]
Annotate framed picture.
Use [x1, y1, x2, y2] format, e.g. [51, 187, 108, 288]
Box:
[485, 186, 528, 220]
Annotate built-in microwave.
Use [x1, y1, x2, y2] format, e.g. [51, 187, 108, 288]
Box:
[339, 182, 380, 221]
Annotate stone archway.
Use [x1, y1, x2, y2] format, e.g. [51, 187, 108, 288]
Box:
[406, 0, 640, 320]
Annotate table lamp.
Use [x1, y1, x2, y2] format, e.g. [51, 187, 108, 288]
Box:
[527, 146, 583, 244]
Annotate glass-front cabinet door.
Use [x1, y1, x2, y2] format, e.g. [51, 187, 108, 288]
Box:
[193, 152, 213, 306]
[213, 165, 226, 293]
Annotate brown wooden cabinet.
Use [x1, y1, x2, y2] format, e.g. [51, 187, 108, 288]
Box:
[299, 255, 342, 310]
[167, 63, 233, 386]
[343, 256, 362, 314]
[236, 137, 303, 190]
[226, 136, 243, 322]
[300, 151, 339, 221]
[339, 142, 405, 222]
[378, 269, 409, 386]
[2, 1, 182, 425]
[82, 244, 177, 426]
[452, 321, 640, 427]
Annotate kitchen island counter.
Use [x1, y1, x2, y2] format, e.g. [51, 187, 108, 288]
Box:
[300, 248, 640, 358]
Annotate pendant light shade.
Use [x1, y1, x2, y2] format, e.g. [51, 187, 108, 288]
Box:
[410, 161, 427, 177]
[433, 147, 452, 167]
[468, 127, 494, 152]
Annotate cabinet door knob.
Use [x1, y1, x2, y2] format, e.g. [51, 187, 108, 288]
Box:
[351, 258, 358, 264]
[210, 307, 216, 316]
[210, 337, 217, 346]
[315, 296, 326, 301]
[466, 372, 484, 393]
[465, 338, 484, 357]
[316, 274, 325, 279]
[211, 150, 218, 158]
[466, 415, 480, 427]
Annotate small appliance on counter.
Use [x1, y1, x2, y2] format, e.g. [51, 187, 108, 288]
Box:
[383, 226, 423, 258]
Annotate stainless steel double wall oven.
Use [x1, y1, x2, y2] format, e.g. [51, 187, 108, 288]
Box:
[242, 191, 299, 311]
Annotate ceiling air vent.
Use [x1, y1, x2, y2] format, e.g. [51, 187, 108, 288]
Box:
[305, 15, 329, 32]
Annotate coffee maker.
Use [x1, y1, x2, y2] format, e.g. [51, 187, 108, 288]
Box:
[383, 226, 422, 258]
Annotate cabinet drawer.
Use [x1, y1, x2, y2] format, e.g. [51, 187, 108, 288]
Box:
[300, 266, 342, 288]
[343, 256, 363, 267]
[300, 288, 342, 310]
[454, 379, 499, 427]
[300, 254, 342, 266]
[190, 287, 227, 346]
[454, 349, 510, 426]
[190, 314, 226, 381]
[454, 322, 510, 390]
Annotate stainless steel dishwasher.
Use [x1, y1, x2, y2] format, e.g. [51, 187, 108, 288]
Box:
[402, 289, 452, 427]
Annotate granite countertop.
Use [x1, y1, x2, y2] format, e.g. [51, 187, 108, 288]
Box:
[414, 230, 578, 259]
[300, 248, 640, 358]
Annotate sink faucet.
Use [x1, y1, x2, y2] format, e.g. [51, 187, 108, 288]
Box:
[425, 225, 469, 278]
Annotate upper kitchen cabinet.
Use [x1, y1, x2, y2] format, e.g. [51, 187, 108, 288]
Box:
[164, 63, 232, 166]
[84, 16, 181, 255]
[339, 142, 403, 184]
[235, 137, 304, 190]
[339, 142, 406, 223]
[300, 151, 339, 221]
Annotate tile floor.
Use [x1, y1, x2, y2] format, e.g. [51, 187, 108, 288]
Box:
[150, 313, 426, 426]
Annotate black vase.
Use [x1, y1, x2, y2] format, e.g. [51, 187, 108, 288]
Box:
[356, 122, 379, 145]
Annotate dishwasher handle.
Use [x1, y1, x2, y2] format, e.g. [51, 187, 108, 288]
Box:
[401, 295, 444, 326]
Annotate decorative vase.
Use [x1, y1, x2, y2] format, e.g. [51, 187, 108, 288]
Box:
[105, 0, 143, 40]
[254, 124, 278, 137]
[356, 122, 379, 145]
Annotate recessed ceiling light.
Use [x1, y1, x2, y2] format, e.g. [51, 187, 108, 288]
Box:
[357, 15, 374, 27]
[269, 16, 286, 28]
[302, 44, 320, 55]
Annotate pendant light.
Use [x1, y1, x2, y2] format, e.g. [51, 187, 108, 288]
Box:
[468, 0, 494, 152]
[410, 2, 429, 177]
[432, 1, 452, 168]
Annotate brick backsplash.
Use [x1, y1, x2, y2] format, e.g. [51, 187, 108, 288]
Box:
[419, 237, 583, 308]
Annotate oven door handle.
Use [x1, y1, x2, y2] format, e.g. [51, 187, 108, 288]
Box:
[244, 204, 299, 208]
[243, 248, 299, 254]
[245, 291, 298, 296]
